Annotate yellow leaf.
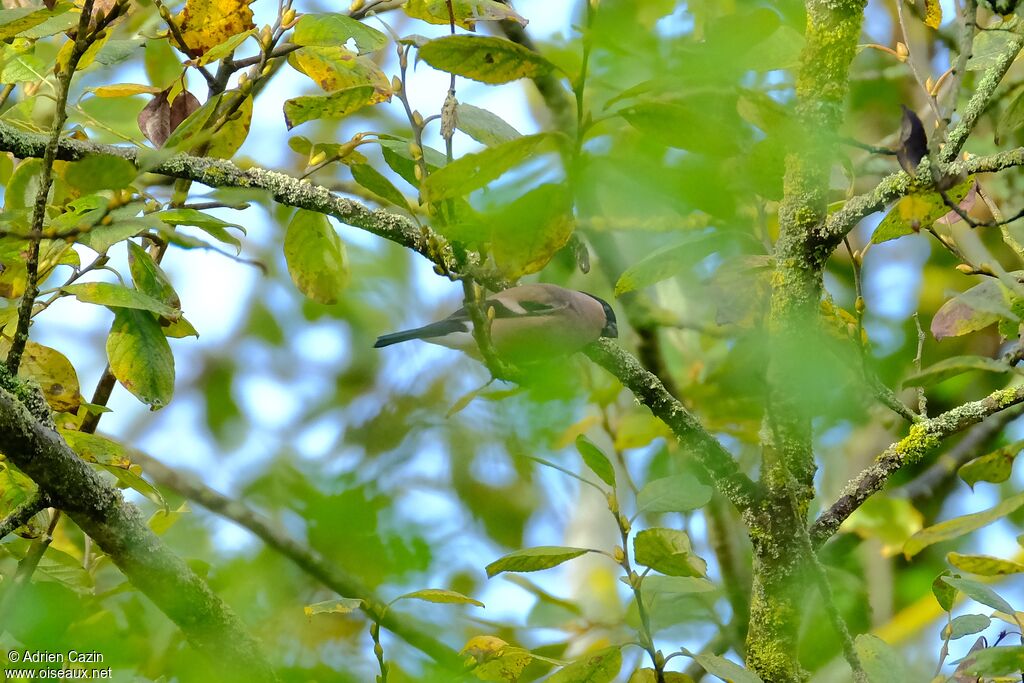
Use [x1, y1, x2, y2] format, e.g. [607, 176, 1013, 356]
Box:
[461, 635, 510, 661]
[88, 83, 164, 97]
[0, 340, 82, 413]
[947, 552, 1024, 576]
[924, 0, 942, 29]
[174, 0, 255, 58]
[287, 46, 391, 101]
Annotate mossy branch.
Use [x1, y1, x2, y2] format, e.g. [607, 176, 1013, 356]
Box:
[584, 338, 759, 512]
[0, 121, 504, 291]
[0, 381, 278, 682]
[810, 384, 1024, 546]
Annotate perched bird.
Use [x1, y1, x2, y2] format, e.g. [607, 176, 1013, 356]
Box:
[374, 284, 617, 361]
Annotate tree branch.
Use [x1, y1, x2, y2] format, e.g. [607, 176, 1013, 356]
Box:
[0, 382, 277, 682]
[584, 339, 759, 512]
[893, 404, 1024, 505]
[810, 384, 1024, 546]
[129, 450, 464, 671]
[0, 121, 506, 291]
[0, 491, 49, 541]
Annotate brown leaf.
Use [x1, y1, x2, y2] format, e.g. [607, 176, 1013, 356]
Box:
[897, 105, 928, 174]
[169, 89, 200, 131]
[952, 635, 987, 682]
[138, 89, 171, 147]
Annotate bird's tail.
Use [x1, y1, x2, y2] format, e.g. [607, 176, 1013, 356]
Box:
[373, 319, 467, 348]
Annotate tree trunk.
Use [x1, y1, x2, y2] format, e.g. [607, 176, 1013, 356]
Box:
[745, 2, 866, 681]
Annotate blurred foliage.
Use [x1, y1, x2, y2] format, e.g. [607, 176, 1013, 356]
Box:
[3, 0, 1024, 681]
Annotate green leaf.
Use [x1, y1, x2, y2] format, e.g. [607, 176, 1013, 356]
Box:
[127, 241, 180, 310]
[0, 6, 67, 40]
[638, 575, 717, 597]
[997, 86, 1024, 143]
[633, 528, 707, 578]
[421, 133, 556, 203]
[871, 176, 975, 244]
[96, 462, 165, 508]
[59, 430, 131, 468]
[455, 103, 521, 146]
[967, 23, 1017, 71]
[149, 502, 189, 535]
[958, 646, 1024, 677]
[840, 496, 923, 554]
[418, 35, 555, 85]
[636, 474, 713, 514]
[78, 219, 157, 254]
[350, 163, 411, 210]
[614, 232, 726, 296]
[574, 435, 615, 488]
[197, 29, 255, 66]
[485, 546, 592, 577]
[304, 598, 362, 616]
[947, 551, 1024, 576]
[283, 209, 348, 305]
[283, 85, 375, 129]
[689, 654, 762, 683]
[853, 634, 907, 683]
[619, 97, 744, 157]
[378, 138, 447, 186]
[486, 183, 574, 277]
[287, 45, 391, 97]
[292, 13, 387, 54]
[4, 158, 43, 211]
[0, 43, 47, 83]
[153, 208, 244, 251]
[403, 0, 527, 29]
[942, 576, 1016, 615]
[904, 490, 1024, 558]
[932, 570, 957, 612]
[2, 544, 92, 592]
[931, 274, 1023, 340]
[958, 439, 1024, 489]
[902, 355, 1013, 387]
[628, 670, 694, 683]
[394, 589, 484, 607]
[62, 282, 180, 320]
[548, 647, 622, 683]
[943, 613, 991, 640]
[106, 308, 175, 410]
[64, 155, 137, 194]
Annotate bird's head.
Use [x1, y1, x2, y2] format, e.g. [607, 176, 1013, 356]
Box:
[585, 293, 618, 339]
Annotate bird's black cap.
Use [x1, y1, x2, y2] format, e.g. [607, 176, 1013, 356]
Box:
[584, 293, 618, 338]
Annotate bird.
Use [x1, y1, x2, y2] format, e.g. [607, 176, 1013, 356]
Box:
[373, 284, 617, 362]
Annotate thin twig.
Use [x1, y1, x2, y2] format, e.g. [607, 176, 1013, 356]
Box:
[913, 313, 928, 417]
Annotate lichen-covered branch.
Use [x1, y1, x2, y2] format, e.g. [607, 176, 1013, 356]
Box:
[130, 450, 464, 671]
[0, 384, 278, 682]
[822, 25, 1024, 246]
[0, 121, 503, 290]
[941, 29, 1024, 163]
[750, 1, 865, 680]
[810, 384, 1024, 546]
[584, 339, 758, 512]
[894, 404, 1023, 505]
